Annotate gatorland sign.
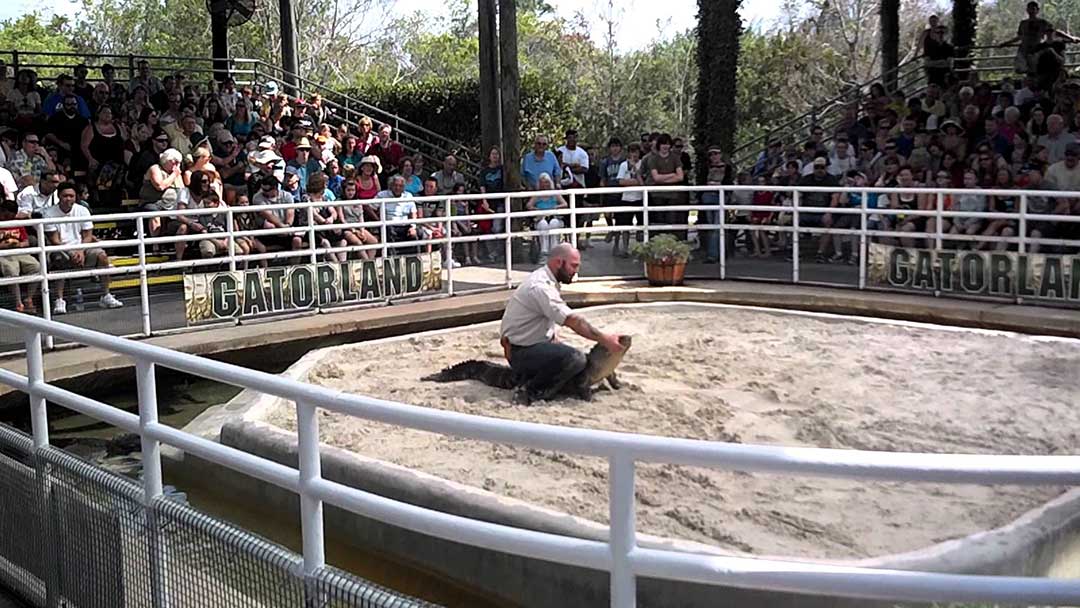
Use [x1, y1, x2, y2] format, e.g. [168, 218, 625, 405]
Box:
[868, 243, 1080, 302]
[184, 254, 442, 323]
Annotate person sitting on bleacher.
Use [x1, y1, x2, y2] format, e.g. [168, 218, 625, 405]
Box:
[0, 199, 41, 313]
[15, 169, 59, 219]
[139, 148, 185, 240]
[43, 181, 123, 313]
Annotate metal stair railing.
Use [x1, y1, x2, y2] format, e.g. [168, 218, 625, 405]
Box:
[234, 58, 482, 177]
[0, 50, 479, 179]
[731, 51, 928, 169]
[734, 42, 1080, 171]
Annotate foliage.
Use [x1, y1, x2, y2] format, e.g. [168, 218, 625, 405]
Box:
[0, 13, 77, 59]
[694, 0, 740, 183]
[72, 0, 390, 82]
[341, 71, 573, 154]
[952, 0, 978, 75]
[629, 234, 692, 265]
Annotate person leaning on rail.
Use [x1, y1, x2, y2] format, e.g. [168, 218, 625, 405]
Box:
[498, 243, 625, 405]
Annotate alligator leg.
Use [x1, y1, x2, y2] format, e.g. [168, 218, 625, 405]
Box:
[606, 373, 623, 390]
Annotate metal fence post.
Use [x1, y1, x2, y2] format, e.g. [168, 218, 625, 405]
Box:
[792, 191, 801, 283]
[504, 195, 512, 288]
[718, 188, 726, 280]
[34, 223, 54, 349]
[379, 201, 388, 260]
[858, 191, 868, 290]
[306, 205, 317, 266]
[642, 190, 650, 243]
[1018, 194, 1028, 255]
[225, 208, 237, 272]
[296, 401, 326, 606]
[136, 217, 152, 337]
[569, 192, 578, 248]
[136, 360, 169, 608]
[445, 197, 454, 296]
[25, 330, 48, 448]
[609, 454, 636, 608]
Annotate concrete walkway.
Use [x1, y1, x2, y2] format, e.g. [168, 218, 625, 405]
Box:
[2, 279, 1078, 402]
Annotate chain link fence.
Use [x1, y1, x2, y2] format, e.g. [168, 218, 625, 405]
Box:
[0, 423, 440, 608]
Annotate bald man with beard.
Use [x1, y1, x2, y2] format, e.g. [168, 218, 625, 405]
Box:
[499, 243, 625, 404]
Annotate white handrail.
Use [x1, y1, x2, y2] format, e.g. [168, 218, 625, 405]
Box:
[0, 182, 1076, 355]
[4, 308, 1080, 606]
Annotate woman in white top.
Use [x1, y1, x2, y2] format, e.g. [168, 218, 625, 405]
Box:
[614, 143, 644, 257]
[526, 173, 568, 257]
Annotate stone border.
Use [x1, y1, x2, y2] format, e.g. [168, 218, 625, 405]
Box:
[166, 302, 1080, 607]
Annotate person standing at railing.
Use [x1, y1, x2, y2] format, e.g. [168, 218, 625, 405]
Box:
[0, 199, 41, 313]
[520, 135, 560, 192]
[598, 138, 625, 249]
[999, 1, 1079, 75]
[477, 146, 505, 237]
[700, 147, 729, 264]
[43, 181, 123, 313]
[641, 133, 686, 241]
[498, 242, 624, 405]
[922, 23, 953, 88]
[613, 143, 644, 259]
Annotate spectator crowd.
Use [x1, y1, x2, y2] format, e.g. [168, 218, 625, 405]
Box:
[1, 1, 1078, 316]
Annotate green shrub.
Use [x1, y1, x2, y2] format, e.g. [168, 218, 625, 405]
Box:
[629, 234, 692, 265]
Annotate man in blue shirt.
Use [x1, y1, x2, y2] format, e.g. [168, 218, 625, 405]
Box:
[520, 135, 561, 190]
[42, 75, 91, 119]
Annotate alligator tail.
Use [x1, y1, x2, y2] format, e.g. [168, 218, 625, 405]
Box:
[421, 360, 517, 390]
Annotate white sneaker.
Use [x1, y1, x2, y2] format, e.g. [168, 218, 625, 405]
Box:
[99, 293, 124, 309]
[446, 259, 462, 269]
[53, 298, 67, 315]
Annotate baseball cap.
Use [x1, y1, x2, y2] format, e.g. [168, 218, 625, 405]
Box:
[813, 156, 828, 167]
[258, 135, 276, 150]
[251, 149, 281, 165]
[264, 81, 279, 95]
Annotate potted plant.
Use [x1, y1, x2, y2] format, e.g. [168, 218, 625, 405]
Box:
[629, 234, 692, 286]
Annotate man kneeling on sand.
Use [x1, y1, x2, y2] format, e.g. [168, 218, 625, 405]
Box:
[499, 242, 624, 404]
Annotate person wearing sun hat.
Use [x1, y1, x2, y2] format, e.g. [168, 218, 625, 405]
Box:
[286, 136, 322, 191]
[356, 155, 383, 200]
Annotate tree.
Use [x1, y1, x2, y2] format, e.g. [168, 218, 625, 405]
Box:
[694, 0, 740, 182]
[881, 0, 900, 90]
[0, 13, 77, 60]
[952, 0, 978, 79]
[73, 0, 391, 84]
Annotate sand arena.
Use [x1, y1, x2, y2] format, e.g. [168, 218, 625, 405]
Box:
[260, 303, 1080, 560]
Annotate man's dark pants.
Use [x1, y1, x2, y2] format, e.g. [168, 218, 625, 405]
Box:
[509, 341, 587, 400]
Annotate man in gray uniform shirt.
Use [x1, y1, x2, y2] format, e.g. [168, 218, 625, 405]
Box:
[499, 242, 625, 404]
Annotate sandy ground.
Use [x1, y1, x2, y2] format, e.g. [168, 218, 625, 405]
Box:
[262, 304, 1080, 560]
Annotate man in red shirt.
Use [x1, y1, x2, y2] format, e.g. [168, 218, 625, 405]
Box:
[375, 124, 405, 179]
[0, 199, 40, 312]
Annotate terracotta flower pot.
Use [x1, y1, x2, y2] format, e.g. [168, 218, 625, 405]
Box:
[644, 261, 686, 286]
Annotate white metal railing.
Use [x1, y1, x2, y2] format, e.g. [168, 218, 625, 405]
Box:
[1, 182, 1078, 349]
[3, 308, 1080, 606]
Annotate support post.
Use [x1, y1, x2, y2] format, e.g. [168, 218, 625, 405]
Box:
[478, 0, 500, 156]
[278, 0, 300, 95]
[609, 455, 636, 607]
[210, 6, 230, 81]
[504, 195, 513, 288]
[296, 401, 325, 606]
[136, 217, 152, 337]
[792, 191, 800, 283]
[498, 0, 521, 192]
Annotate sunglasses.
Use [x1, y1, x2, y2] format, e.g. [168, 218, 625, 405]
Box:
[154, 138, 168, 143]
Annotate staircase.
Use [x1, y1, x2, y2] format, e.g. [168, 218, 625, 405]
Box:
[0, 50, 480, 181]
[731, 43, 1080, 171]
